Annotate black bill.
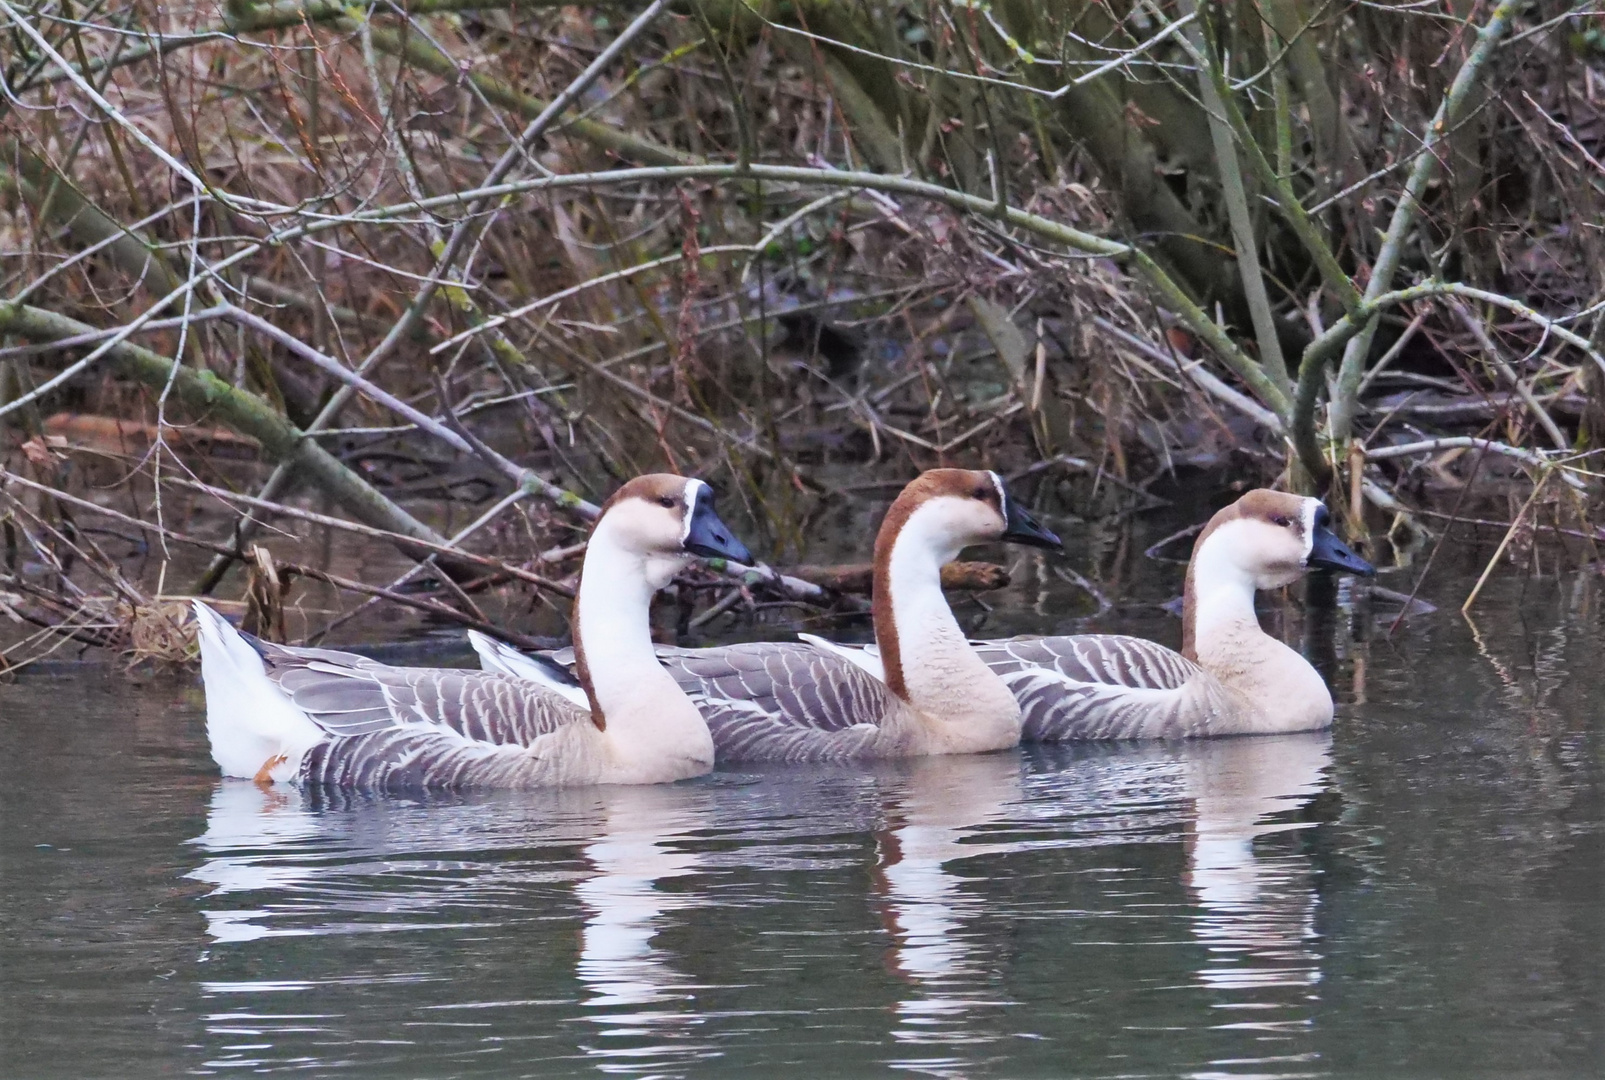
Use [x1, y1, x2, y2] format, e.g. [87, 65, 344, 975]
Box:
[1307, 508, 1375, 576]
[1000, 488, 1062, 551]
[684, 486, 754, 564]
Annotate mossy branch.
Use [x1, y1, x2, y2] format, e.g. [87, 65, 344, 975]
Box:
[1183, 7, 1290, 398]
[1194, 39, 1362, 317]
[0, 301, 472, 570]
[1289, 276, 1597, 480]
[222, 160, 1283, 420]
[5, 152, 1295, 473]
[0, 142, 187, 301]
[345, 14, 697, 169]
[1315, 0, 1528, 462]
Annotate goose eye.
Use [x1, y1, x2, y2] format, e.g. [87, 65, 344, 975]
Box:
[658, 496, 678, 509]
[974, 485, 991, 500]
[1270, 514, 1293, 528]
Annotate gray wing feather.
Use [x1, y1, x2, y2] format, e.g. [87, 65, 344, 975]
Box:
[298, 727, 526, 790]
[970, 635, 1231, 741]
[653, 642, 892, 764]
[252, 640, 587, 785]
[974, 635, 1196, 689]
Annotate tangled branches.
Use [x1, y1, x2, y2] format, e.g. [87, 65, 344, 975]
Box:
[3, 0, 1605, 660]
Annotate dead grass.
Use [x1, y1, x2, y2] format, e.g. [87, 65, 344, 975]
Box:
[3, 1, 1604, 660]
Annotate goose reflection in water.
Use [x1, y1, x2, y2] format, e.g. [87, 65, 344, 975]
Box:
[187, 779, 720, 1075]
[874, 753, 1024, 1072]
[1181, 731, 1332, 1062]
[870, 734, 1334, 1077]
[570, 784, 719, 1072]
[189, 783, 600, 944]
[188, 783, 327, 944]
[183, 730, 1334, 1077]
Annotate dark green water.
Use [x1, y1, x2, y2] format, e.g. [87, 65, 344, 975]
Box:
[1, 563, 1601, 1078]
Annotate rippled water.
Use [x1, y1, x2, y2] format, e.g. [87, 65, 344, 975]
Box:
[1, 567, 1601, 1077]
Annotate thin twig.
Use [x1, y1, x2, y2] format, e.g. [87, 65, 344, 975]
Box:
[1462, 467, 1553, 615]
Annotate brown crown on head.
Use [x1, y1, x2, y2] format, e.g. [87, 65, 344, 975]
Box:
[600, 473, 689, 515]
[873, 469, 998, 559]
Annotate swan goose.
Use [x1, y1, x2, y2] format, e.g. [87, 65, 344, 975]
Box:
[976, 490, 1374, 738]
[769, 489, 1373, 739]
[192, 474, 752, 789]
[475, 468, 1061, 763]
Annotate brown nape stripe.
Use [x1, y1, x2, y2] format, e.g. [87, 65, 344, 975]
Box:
[870, 468, 991, 701]
[569, 581, 605, 731]
[871, 501, 910, 702]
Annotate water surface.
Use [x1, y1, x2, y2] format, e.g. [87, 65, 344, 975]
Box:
[1, 567, 1601, 1078]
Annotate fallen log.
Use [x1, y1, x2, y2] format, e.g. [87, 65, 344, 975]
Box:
[785, 560, 1010, 595]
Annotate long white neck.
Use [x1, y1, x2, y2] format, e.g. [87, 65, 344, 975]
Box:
[878, 504, 1021, 750]
[574, 522, 712, 769]
[1188, 534, 1265, 647]
[1186, 530, 1330, 729]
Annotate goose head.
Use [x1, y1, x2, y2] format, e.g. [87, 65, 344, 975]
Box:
[574, 474, 751, 735]
[873, 468, 1061, 568]
[1192, 490, 1374, 590]
[1183, 490, 1374, 658]
[872, 469, 1060, 704]
[588, 474, 753, 590]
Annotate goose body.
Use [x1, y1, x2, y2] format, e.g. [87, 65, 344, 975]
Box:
[751, 491, 1374, 739]
[976, 492, 1373, 739]
[746, 630, 1317, 740]
[194, 610, 609, 788]
[654, 640, 944, 764]
[474, 610, 963, 764]
[472, 633, 905, 761]
[971, 634, 1240, 739]
[768, 631, 1237, 738]
[474, 469, 1060, 764]
[194, 475, 752, 789]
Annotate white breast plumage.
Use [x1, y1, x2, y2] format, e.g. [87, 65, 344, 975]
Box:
[193, 473, 753, 789]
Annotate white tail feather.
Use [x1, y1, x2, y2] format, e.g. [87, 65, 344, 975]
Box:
[797, 633, 887, 683]
[191, 601, 323, 781]
[467, 629, 590, 708]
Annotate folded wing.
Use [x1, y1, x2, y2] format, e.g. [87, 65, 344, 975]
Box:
[252, 639, 591, 787]
[655, 642, 892, 763]
[971, 634, 1229, 740]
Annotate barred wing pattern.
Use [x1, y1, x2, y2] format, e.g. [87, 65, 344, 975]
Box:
[971, 635, 1234, 741]
[298, 726, 543, 790]
[655, 643, 896, 764]
[255, 641, 589, 789]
